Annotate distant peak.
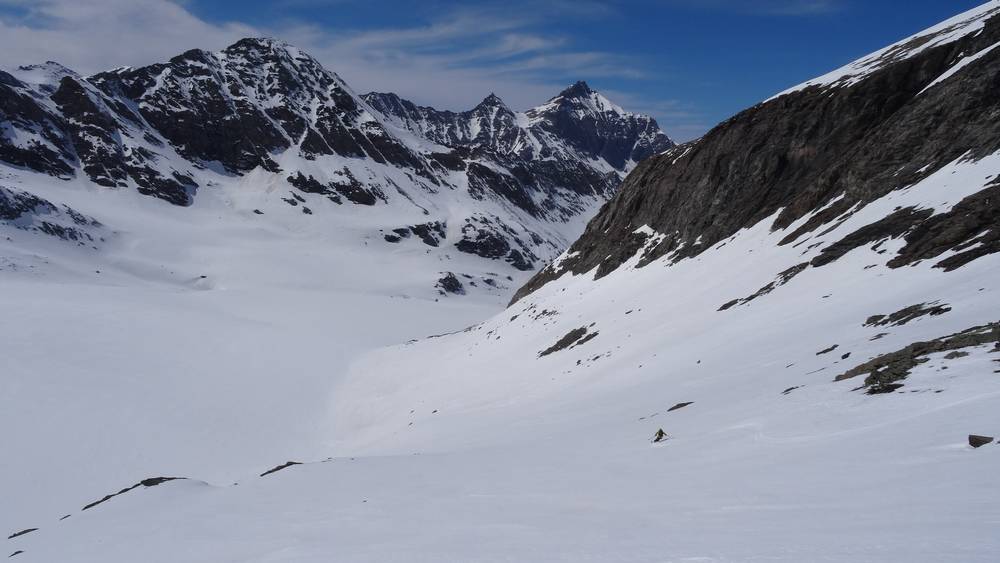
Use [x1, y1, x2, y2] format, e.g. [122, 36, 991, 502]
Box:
[559, 81, 595, 99]
[223, 37, 295, 56]
[10, 60, 79, 87]
[16, 61, 76, 76]
[18, 61, 72, 71]
[230, 36, 283, 47]
[476, 93, 507, 109]
[363, 91, 400, 101]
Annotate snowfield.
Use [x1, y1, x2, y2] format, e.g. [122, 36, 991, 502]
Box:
[4, 147, 999, 561]
[0, 168, 518, 539]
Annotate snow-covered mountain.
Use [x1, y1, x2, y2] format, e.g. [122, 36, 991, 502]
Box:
[5, 3, 1000, 562]
[0, 35, 671, 550]
[1, 38, 672, 288]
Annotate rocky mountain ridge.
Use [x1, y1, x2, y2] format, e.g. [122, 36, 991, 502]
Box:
[1, 37, 673, 278]
[515, 2, 1000, 301]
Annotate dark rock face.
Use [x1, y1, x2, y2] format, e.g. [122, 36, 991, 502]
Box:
[364, 92, 523, 154]
[864, 302, 952, 327]
[969, 435, 995, 448]
[514, 9, 1000, 302]
[0, 63, 198, 206]
[525, 81, 670, 170]
[0, 186, 106, 244]
[81, 477, 183, 511]
[816, 344, 839, 355]
[718, 262, 809, 311]
[392, 221, 446, 247]
[809, 208, 934, 268]
[667, 402, 694, 412]
[455, 215, 538, 271]
[365, 83, 674, 226]
[260, 461, 302, 477]
[366, 83, 672, 177]
[888, 183, 1000, 271]
[834, 322, 1000, 393]
[50, 76, 129, 187]
[6, 529, 36, 540]
[0, 70, 75, 177]
[436, 272, 465, 295]
[91, 39, 430, 177]
[538, 326, 598, 357]
[287, 170, 385, 206]
[383, 222, 447, 246]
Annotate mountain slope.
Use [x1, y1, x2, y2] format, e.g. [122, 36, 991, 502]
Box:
[516, 0, 1000, 300]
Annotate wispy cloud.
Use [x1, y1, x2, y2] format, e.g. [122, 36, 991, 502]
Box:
[763, 0, 843, 15]
[665, 0, 844, 16]
[602, 90, 710, 142]
[295, 3, 646, 100]
[0, 0, 255, 72]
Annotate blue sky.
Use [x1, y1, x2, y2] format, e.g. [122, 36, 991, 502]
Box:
[0, 0, 990, 140]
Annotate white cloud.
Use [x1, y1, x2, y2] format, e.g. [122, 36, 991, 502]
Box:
[0, 0, 255, 73]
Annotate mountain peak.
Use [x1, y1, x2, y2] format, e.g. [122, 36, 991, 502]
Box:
[559, 81, 594, 99]
[475, 93, 507, 110]
[225, 36, 288, 51]
[11, 61, 79, 87]
[531, 80, 631, 120]
[221, 36, 304, 61]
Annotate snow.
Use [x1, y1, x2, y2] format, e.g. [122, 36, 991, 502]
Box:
[9, 62, 78, 88]
[0, 168, 516, 538]
[5, 141, 999, 563]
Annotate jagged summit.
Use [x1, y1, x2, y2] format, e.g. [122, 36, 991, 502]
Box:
[557, 80, 595, 98]
[366, 82, 673, 172]
[533, 80, 630, 119]
[10, 61, 79, 88]
[224, 36, 292, 50]
[218, 36, 323, 69]
[475, 93, 507, 109]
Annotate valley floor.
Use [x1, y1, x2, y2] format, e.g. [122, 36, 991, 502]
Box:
[0, 173, 513, 539]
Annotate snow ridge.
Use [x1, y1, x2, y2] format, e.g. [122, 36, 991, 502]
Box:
[770, 1, 1000, 100]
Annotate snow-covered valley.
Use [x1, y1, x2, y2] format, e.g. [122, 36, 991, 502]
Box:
[0, 170, 509, 536]
[6, 150, 999, 562]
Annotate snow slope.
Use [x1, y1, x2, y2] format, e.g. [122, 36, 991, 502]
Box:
[8, 147, 999, 563]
